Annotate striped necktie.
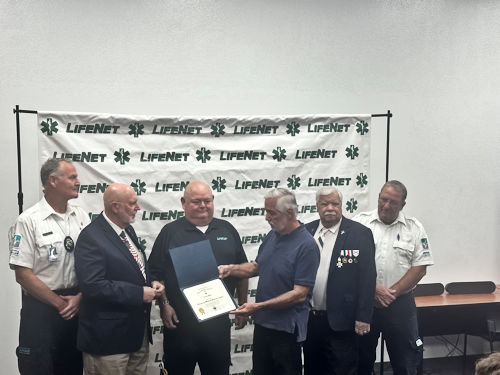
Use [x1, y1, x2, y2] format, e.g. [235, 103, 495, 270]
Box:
[120, 231, 146, 280]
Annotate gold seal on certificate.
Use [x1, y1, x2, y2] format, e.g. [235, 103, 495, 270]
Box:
[182, 279, 237, 321]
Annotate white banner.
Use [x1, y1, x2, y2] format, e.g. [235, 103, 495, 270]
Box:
[37, 112, 371, 375]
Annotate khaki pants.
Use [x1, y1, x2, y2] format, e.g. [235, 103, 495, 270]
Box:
[83, 327, 149, 375]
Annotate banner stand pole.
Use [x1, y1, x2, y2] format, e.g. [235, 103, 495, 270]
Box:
[12, 106, 37, 214]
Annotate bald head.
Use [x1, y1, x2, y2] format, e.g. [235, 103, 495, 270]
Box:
[181, 181, 214, 226]
[104, 183, 140, 228]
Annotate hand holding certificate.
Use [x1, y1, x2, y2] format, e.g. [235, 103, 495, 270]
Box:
[183, 279, 237, 321]
[170, 240, 237, 322]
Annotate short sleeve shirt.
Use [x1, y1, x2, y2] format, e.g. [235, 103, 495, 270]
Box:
[148, 217, 248, 325]
[254, 224, 320, 342]
[352, 209, 433, 288]
[9, 197, 90, 290]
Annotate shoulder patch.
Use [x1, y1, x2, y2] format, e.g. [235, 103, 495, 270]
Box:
[421, 238, 429, 249]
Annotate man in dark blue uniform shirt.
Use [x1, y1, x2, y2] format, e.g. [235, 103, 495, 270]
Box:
[149, 181, 248, 375]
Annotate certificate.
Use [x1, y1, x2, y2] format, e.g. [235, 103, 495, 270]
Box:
[182, 278, 238, 322]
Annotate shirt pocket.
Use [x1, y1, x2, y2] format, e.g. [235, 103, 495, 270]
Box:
[392, 238, 415, 265]
[35, 231, 64, 264]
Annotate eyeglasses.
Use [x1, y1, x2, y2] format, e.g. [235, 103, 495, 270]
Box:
[190, 199, 213, 206]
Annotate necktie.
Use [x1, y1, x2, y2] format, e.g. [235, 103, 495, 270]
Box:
[120, 231, 146, 280]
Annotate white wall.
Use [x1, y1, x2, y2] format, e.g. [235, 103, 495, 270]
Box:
[1, 0, 499, 373]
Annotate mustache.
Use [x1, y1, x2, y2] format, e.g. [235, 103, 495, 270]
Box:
[323, 211, 338, 216]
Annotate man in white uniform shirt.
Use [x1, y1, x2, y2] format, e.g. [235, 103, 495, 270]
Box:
[353, 180, 434, 375]
[9, 158, 90, 375]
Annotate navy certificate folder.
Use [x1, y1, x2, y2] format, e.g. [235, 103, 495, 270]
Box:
[169, 240, 219, 288]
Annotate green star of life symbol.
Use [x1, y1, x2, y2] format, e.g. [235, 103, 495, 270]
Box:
[287, 175, 301, 190]
[128, 123, 144, 138]
[356, 120, 369, 135]
[40, 118, 58, 136]
[138, 237, 147, 251]
[131, 179, 146, 196]
[210, 122, 226, 137]
[212, 177, 227, 192]
[356, 173, 368, 188]
[346, 198, 358, 213]
[196, 147, 211, 163]
[345, 145, 359, 160]
[113, 148, 130, 165]
[272, 147, 287, 162]
[286, 121, 300, 136]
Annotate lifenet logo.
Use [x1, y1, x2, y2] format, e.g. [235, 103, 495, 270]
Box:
[128, 123, 144, 138]
[286, 121, 300, 136]
[52, 151, 106, 162]
[212, 177, 227, 192]
[220, 207, 266, 217]
[272, 147, 286, 162]
[295, 149, 337, 159]
[307, 122, 351, 133]
[141, 210, 184, 221]
[346, 198, 358, 213]
[287, 175, 301, 190]
[356, 173, 368, 188]
[234, 179, 279, 190]
[307, 177, 352, 187]
[66, 123, 119, 134]
[345, 145, 359, 160]
[241, 234, 267, 244]
[78, 183, 108, 194]
[233, 124, 278, 135]
[154, 181, 189, 192]
[219, 151, 266, 161]
[40, 118, 58, 136]
[196, 147, 211, 163]
[210, 122, 226, 137]
[152, 124, 202, 135]
[131, 179, 146, 195]
[140, 152, 189, 162]
[114, 148, 130, 164]
[356, 120, 369, 135]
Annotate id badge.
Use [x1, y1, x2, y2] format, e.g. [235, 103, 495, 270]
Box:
[48, 244, 59, 262]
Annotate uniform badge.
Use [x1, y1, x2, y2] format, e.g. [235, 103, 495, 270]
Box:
[353, 250, 359, 257]
[421, 238, 429, 249]
[64, 236, 75, 252]
[13, 234, 21, 249]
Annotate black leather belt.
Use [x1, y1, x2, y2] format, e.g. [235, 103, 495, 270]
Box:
[310, 310, 327, 317]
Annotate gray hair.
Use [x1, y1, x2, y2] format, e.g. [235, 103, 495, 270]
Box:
[264, 188, 298, 217]
[40, 158, 71, 187]
[316, 187, 343, 203]
[381, 180, 407, 202]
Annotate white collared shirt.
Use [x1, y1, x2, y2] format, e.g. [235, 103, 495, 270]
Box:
[311, 218, 342, 310]
[103, 212, 142, 261]
[9, 197, 90, 290]
[353, 209, 434, 288]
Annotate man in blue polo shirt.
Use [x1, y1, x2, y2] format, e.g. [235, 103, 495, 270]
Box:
[219, 188, 320, 375]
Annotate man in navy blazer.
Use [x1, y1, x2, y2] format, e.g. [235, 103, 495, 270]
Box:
[75, 183, 164, 375]
[303, 187, 376, 375]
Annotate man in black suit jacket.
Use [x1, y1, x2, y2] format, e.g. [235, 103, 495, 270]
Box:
[303, 187, 376, 375]
[75, 183, 164, 375]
